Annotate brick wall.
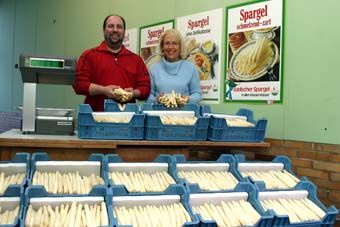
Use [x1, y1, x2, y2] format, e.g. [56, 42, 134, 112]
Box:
[191, 138, 340, 224]
[261, 139, 339, 212]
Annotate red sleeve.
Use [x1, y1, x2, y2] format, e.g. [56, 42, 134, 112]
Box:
[73, 50, 92, 96]
[134, 58, 151, 100]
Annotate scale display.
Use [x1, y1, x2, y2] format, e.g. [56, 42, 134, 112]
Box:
[19, 54, 76, 84]
[29, 58, 65, 69]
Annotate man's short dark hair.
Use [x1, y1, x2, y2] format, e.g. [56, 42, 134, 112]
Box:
[103, 14, 126, 30]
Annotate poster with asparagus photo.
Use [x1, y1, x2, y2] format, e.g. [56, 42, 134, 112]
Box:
[139, 20, 174, 69]
[225, 0, 283, 103]
[177, 8, 223, 104]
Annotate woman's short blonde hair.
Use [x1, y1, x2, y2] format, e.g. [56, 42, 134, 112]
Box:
[159, 29, 185, 59]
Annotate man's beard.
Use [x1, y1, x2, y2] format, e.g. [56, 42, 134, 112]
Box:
[104, 32, 124, 50]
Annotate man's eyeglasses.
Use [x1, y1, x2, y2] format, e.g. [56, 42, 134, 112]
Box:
[164, 42, 179, 47]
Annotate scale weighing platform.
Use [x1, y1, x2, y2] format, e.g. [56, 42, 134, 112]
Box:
[19, 54, 77, 135]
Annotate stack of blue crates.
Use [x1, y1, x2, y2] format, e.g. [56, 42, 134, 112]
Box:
[0, 152, 338, 226]
[105, 154, 200, 226]
[77, 100, 269, 142]
[235, 154, 339, 227]
[110, 184, 200, 227]
[22, 186, 112, 227]
[0, 185, 24, 227]
[234, 154, 306, 191]
[106, 154, 178, 195]
[22, 152, 112, 226]
[0, 153, 28, 227]
[173, 154, 244, 193]
[172, 154, 276, 227]
[257, 181, 338, 227]
[188, 182, 275, 227]
[28, 152, 108, 194]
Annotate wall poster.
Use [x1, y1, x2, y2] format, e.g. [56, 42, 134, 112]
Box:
[123, 28, 138, 54]
[177, 8, 223, 104]
[225, 0, 283, 104]
[139, 20, 174, 69]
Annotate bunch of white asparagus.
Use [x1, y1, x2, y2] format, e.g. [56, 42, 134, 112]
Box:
[109, 171, 175, 192]
[193, 200, 261, 227]
[158, 90, 189, 108]
[92, 115, 131, 123]
[25, 201, 108, 227]
[113, 203, 191, 227]
[178, 170, 238, 191]
[32, 171, 105, 194]
[160, 116, 197, 125]
[0, 172, 26, 194]
[261, 197, 326, 223]
[113, 88, 132, 102]
[0, 205, 20, 225]
[241, 169, 300, 189]
[226, 118, 255, 127]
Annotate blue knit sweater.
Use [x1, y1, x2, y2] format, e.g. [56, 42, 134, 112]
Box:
[146, 58, 202, 104]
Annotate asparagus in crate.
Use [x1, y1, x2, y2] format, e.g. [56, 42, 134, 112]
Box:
[92, 112, 134, 123]
[32, 171, 104, 194]
[0, 205, 20, 225]
[240, 169, 300, 189]
[260, 197, 326, 223]
[0, 172, 26, 194]
[160, 115, 197, 125]
[178, 170, 238, 191]
[109, 170, 175, 192]
[113, 203, 191, 226]
[192, 200, 260, 227]
[25, 201, 108, 227]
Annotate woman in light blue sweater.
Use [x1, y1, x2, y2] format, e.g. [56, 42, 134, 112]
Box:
[146, 29, 202, 104]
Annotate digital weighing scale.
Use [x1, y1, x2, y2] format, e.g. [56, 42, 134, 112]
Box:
[19, 54, 77, 135]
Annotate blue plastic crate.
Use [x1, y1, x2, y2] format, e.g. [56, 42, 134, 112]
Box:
[257, 181, 338, 227]
[206, 109, 255, 128]
[141, 103, 208, 141]
[207, 109, 267, 142]
[28, 152, 108, 195]
[106, 154, 180, 195]
[189, 182, 274, 227]
[144, 116, 209, 141]
[77, 104, 145, 140]
[235, 154, 307, 191]
[199, 104, 211, 117]
[110, 184, 200, 227]
[173, 154, 245, 193]
[104, 99, 140, 112]
[22, 186, 112, 227]
[0, 185, 24, 227]
[0, 153, 30, 195]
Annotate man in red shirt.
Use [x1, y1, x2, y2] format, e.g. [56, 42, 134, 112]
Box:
[73, 14, 150, 111]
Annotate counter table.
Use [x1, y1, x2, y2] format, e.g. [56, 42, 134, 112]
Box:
[0, 129, 270, 161]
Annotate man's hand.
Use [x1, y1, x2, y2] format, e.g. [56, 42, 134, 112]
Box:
[103, 85, 121, 101]
[89, 83, 120, 100]
[89, 84, 140, 103]
[124, 87, 140, 102]
[113, 88, 132, 102]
